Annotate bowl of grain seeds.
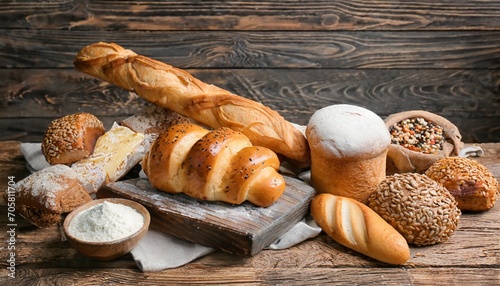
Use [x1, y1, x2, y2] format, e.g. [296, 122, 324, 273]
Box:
[63, 198, 150, 261]
[384, 110, 464, 174]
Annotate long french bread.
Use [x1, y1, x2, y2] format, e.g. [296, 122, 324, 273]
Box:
[73, 42, 310, 166]
[142, 123, 286, 207]
[311, 193, 410, 265]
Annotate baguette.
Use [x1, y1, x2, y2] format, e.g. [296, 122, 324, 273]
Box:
[142, 123, 286, 207]
[311, 193, 410, 265]
[74, 42, 310, 166]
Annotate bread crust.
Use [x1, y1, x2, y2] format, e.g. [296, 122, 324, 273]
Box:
[42, 112, 105, 165]
[311, 193, 410, 265]
[306, 104, 390, 204]
[142, 123, 286, 207]
[11, 165, 92, 227]
[426, 157, 499, 211]
[74, 42, 310, 166]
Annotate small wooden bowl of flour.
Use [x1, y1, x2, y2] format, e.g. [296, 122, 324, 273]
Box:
[63, 198, 150, 261]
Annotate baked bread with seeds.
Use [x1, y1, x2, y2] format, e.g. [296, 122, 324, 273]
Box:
[368, 173, 461, 246]
[425, 157, 499, 211]
[42, 112, 105, 165]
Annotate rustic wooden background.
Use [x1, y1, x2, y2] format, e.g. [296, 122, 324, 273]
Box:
[1, 0, 499, 143]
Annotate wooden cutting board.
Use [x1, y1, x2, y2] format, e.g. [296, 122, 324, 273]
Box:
[98, 176, 316, 256]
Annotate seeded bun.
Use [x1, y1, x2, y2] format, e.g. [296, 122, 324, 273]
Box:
[306, 104, 391, 204]
[425, 157, 499, 211]
[368, 173, 461, 246]
[42, 112, 105, 165]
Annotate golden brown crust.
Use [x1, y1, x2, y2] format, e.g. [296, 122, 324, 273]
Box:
[42, 112, 105, 165]
[425, 157, 499, 211]
[311, 193, 410, 265]
[142, 124, 209, 193]
[142, 123, 286, 207]
[74, 42, 310, 166]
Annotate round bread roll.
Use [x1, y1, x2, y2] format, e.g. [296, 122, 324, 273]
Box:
[425, 157, 499, 211]
[42, 112, 105, 165]
[368, 173, 461, 246]
[306, 104, 391, 204]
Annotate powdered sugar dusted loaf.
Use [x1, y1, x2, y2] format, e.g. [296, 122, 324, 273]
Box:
[306, 104, 390, 159]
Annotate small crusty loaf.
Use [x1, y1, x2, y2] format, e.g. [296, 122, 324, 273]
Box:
[73, 42, 310, 166]
[10, 165, 92, 227]
[142, 123, 286, 207]
[42, 112, 105, 165]
[311, 193, 410, 265]
[425, 157, 499, 211]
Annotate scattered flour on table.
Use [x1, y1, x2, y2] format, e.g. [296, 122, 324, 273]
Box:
[68, 201, 144, 242]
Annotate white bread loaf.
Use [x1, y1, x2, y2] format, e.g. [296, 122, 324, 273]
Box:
[306, 104, 391, 204]
[311, 193, 410, 265]
[71, 123, 147, 194]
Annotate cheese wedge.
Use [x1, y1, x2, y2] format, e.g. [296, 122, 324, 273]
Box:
[72, 123, 146, 194]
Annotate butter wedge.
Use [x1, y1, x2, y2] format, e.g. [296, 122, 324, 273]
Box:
[72, 123, 146, 195]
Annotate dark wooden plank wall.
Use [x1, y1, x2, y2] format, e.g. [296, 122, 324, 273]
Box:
[1, 0, 499, 143]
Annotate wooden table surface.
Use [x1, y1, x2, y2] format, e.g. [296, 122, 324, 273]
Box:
[0, 141, 498, 285]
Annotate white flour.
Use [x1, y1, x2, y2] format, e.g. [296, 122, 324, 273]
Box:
[68, 201, 144, 242]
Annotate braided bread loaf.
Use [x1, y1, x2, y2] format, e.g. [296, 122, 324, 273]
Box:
[142, 123, 286, 207]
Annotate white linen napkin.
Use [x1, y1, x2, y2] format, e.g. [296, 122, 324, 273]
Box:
[19, 143, 321, 271]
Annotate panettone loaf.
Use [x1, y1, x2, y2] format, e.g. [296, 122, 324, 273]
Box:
[306, 104, 391, 204]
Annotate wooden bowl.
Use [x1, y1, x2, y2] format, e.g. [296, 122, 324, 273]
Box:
[63, 198, 150, 261]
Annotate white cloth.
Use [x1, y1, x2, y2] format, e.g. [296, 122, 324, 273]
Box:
[20, 143, 321, 272]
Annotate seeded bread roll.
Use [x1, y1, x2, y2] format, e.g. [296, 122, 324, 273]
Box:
[368, 173, 461, 246]
[42, 112, 105, 165]
[9, 165, 93, 228]
[306, 104, 391, 204]
[425, 157, 499, 211]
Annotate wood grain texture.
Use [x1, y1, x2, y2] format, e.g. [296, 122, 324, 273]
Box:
[1, 69, 498, 142]
[1, 0, 500, 31]
[1, 30, 500, 69]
